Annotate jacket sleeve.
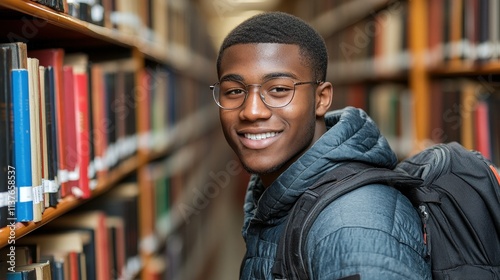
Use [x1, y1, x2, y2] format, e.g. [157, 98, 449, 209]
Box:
[306, 184, 431, 280]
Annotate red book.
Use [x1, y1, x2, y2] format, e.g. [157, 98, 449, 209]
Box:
[74, 71, 90, 198]
[68, 251, 81, 280]
[475, 99, 492, 159]
[65, 54, 91, 198]
[28, 49, 69, 196]
[90, 64, 109, 183]
[63, 66, 79, 194]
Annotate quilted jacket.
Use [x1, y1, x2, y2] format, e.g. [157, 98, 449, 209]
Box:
[239, 107, 431, 280]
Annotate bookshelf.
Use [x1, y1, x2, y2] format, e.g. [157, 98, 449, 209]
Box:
[289, 0, 500, 164]
[0, 0, 236, 279]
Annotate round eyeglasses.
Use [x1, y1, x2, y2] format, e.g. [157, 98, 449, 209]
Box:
[210, 77, 321, 110]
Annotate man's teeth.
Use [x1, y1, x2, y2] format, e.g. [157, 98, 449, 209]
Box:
[245, 132, 278, 140]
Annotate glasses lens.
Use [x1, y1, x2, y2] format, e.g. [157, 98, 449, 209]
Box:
[214, 80, 247, 109]
[261, 78, 295, 107]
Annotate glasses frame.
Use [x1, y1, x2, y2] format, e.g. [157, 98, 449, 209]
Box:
[210, 78, 322, 110]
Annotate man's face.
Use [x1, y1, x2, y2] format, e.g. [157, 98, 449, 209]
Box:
[218, 43, 324, 185]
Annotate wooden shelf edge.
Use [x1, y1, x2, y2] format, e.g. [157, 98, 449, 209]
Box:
[1, 0, 135, 48]
[428, 60, 500, 76]
[0, 154, 142, 248]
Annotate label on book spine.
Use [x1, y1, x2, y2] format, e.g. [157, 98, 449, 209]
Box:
[58, 169, 69, 183]
[0, 192, 8, 207]
[32, 185, 43, 204]
[44, 179, 59, 193]
[68, 165, 80, 181]
[18, 187, 33, 202]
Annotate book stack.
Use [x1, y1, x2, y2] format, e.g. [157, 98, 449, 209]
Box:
[0, 182, 141, 279]
[0, 42, 141, 227]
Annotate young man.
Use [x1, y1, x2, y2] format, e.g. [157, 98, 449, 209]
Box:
[213, 12, 431, 280]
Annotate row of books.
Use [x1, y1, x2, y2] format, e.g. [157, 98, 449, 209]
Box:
[332, 83, 414, 158]
[332, 79, 500, 166]
[427, 0, 500, 68]
[326, 1, 409, 82]
[326, 0, 500, 83]
[0, 42, 140, 227]
[428, 77, 500, 165]
[27, 0, 214, 62]
[0, 182, 140, 280]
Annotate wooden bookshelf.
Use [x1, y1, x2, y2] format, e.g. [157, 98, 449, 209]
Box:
[0, 155, 140, 248]
[0, 0, 227, 279]
[293, 0, 500, 163]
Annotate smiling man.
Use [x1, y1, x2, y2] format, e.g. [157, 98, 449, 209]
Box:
[213, 12, 431, 280]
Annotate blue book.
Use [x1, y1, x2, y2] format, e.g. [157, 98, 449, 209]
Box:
[11, 69, 33, 222]
[7, 269, 36, 280]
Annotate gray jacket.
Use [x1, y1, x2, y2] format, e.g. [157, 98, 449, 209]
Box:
[240, 107, 431, 280]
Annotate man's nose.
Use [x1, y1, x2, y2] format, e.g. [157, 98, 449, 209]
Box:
[239, 87, 271, 121]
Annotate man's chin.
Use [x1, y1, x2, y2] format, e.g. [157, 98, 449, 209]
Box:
[241, 161, 284, 176]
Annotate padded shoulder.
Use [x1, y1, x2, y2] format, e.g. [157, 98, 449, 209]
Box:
[306, 184, 430, 280]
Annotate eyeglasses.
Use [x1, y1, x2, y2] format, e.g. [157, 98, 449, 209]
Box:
[210, 77, 321, 110]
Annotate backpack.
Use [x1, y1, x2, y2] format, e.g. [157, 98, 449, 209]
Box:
[272, 142, 500, 280]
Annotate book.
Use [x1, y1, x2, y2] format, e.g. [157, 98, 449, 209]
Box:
[64, 54, 91, 199]
[6, 268, 36, 280]
[460, 80, 477, 150]
[17, 230, 92, 280]
[0, 47, 13, 228]
[29, 49, 67, 199]
[38, 66, 58, 208]
[62, 66, 79, 197]
[0, 245, 37, 277]
[115, 59, 138, 161]
[27, 58, 44, 222]
[39, 254, 65, 280]
[86, 61, 97, 191]
[475, 94, 492, 160]
[46, 211, 110, 280]
[0, 42, 28, 224]
[102, 62, 118, 169]
[10, 262, 51, 280]
[427, 0, 444, 66]
[106, 216, 126, 279]
[11, 69, 33, 222]
[83, 183, 139, 270]
[89, 63, 109, 184]
[0, 42, 28, 69]
[44, 67, 60, 207]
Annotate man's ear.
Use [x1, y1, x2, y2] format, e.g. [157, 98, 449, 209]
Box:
[315, 81, 333, 117]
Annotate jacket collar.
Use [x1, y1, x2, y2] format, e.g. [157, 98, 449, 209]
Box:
[242, 107, 398, 232]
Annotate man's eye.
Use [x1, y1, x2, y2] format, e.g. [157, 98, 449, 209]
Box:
[224, 88, 246, 96]
[269, 86, 290, 92]
[267, 86, 292, 95]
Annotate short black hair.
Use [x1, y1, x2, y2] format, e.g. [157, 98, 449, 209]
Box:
[216, 11, 328, 81]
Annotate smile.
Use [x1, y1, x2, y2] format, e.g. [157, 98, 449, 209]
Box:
[244, 132, 279, 140]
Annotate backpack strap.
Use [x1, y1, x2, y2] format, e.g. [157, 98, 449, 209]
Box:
[272, 162, 423, 280]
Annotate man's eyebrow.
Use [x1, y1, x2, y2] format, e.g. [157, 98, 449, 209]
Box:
[220, 74, 244, 82]
[262, 72, 298, 80]
[220, 72, 299, 83]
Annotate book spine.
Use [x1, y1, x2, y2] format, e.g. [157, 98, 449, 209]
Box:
[11, 69, 33, 222]
[0, 47, 13, 228]
[74, 72, 91, 198]
[27, 58, 43, 223]
[45, 67, 60, 205]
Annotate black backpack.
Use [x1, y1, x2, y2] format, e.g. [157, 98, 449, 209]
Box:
[272, 142, 500, 280]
